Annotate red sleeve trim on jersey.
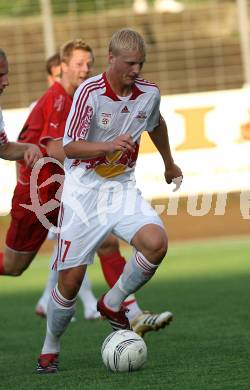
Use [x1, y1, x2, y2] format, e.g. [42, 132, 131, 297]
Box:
[0, 133, 9, 145]
[40, 135, 62, 148]
[0, 130, 8, 145]
[135, 78, 159, 89]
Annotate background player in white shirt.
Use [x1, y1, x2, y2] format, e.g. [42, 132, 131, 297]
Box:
[0, 48, 41, 165]
[37, 28, 183, 373]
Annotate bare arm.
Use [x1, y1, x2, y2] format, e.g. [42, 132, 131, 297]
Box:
[149, 115, 174, 168]
[0, 142, 28, 160]
[64, 134, 135, 160]
[46, 139, 66, 164]
[149, 115, 183, 187]
[0, 142, 42, 167]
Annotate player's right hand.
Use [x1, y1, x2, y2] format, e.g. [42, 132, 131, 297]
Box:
[24, 144, 42, 168]
[107, 134, 135, 153]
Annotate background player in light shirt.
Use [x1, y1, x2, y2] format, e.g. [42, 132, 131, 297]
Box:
[0, 41, 173, 335]
[35, 48, 174, 330]
[37, 28, 183, 373]
[0, 48, 41, 165]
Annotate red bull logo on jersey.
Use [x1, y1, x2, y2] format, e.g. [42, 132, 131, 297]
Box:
[71, 143, 139, 178]
[78, 105, 93, 139]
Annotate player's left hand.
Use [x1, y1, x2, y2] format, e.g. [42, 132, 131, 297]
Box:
[24, 144, 42, 168]
[165, 163, 183, 192]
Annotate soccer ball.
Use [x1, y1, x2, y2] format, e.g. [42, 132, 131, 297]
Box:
[101, 329, 147, 372]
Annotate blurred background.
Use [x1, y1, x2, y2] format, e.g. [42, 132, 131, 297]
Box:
[0, 0, 248, 108]
[0, 0, 250, 245]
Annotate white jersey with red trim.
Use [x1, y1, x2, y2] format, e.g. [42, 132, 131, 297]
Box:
[0, 107, 8, 146]
[63, 72, 160, 189]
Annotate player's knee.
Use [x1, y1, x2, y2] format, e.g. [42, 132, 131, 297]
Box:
[98, 234, 119, 256]
[58, 275, 82, 300]
[63, 280, 80, 299]
[3, 249, 34, 276]
[11, 269, 25, 276]
[141, 231, 168, 263]
[133, 226, 168, 263]
[3, 262, 25, 276]
[149, 234, 168, 261]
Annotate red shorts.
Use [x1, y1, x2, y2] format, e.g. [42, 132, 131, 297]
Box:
[6, 182, 59, 252]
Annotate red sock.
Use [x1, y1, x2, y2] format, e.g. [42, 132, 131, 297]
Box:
[0, 252, 5, 275]
[98, 251, 126, 287]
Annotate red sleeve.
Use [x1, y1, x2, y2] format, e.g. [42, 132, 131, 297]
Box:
[39, 89, 72, 147]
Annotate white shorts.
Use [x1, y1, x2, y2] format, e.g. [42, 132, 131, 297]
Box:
[56, 185, 164, 271]
[47, 229, 57, 241]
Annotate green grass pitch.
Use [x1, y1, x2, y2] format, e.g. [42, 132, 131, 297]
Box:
[0, 237, 249, 390]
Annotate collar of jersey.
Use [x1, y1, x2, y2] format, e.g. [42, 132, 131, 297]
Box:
[102, 72, 144, 101]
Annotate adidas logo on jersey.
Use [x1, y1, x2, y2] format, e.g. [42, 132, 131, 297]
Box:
[121, 106, 130, 113]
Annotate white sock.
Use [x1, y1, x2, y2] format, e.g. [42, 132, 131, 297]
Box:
[41, 284, 76, 354]
[37, 268, 58, 312]
[125, 301, 142, 321]
[123, 294, 142, 321]
[77, 271, 97, 314]
[104, 250, 158, 311]
[37, 245, 59, 311]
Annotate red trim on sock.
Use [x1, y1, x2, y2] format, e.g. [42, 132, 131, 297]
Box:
[51, 287, 75, 308]
[0, 252, 5, 275]
[98, 251, 126, 288]
[123, 299, 136, 307]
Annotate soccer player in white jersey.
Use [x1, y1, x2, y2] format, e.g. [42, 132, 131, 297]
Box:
[0, 48, 41, 164]
[37, 29, 183, 373]
[34, 46, 176, 330]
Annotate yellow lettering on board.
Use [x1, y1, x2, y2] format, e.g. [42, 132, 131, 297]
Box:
[176, 107, 216, 150]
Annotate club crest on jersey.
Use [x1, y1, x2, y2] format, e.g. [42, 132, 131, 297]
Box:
[99, 112, 112, 129]
[136, 110, 147, 123]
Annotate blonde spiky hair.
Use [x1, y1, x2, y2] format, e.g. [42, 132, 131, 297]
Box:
[109, 28, 146, 57]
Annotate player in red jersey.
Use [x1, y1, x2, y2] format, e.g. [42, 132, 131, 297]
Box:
[0, 40, 93, 276]
[0, 40, 175, 341]
[0, 48, 41, 165]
